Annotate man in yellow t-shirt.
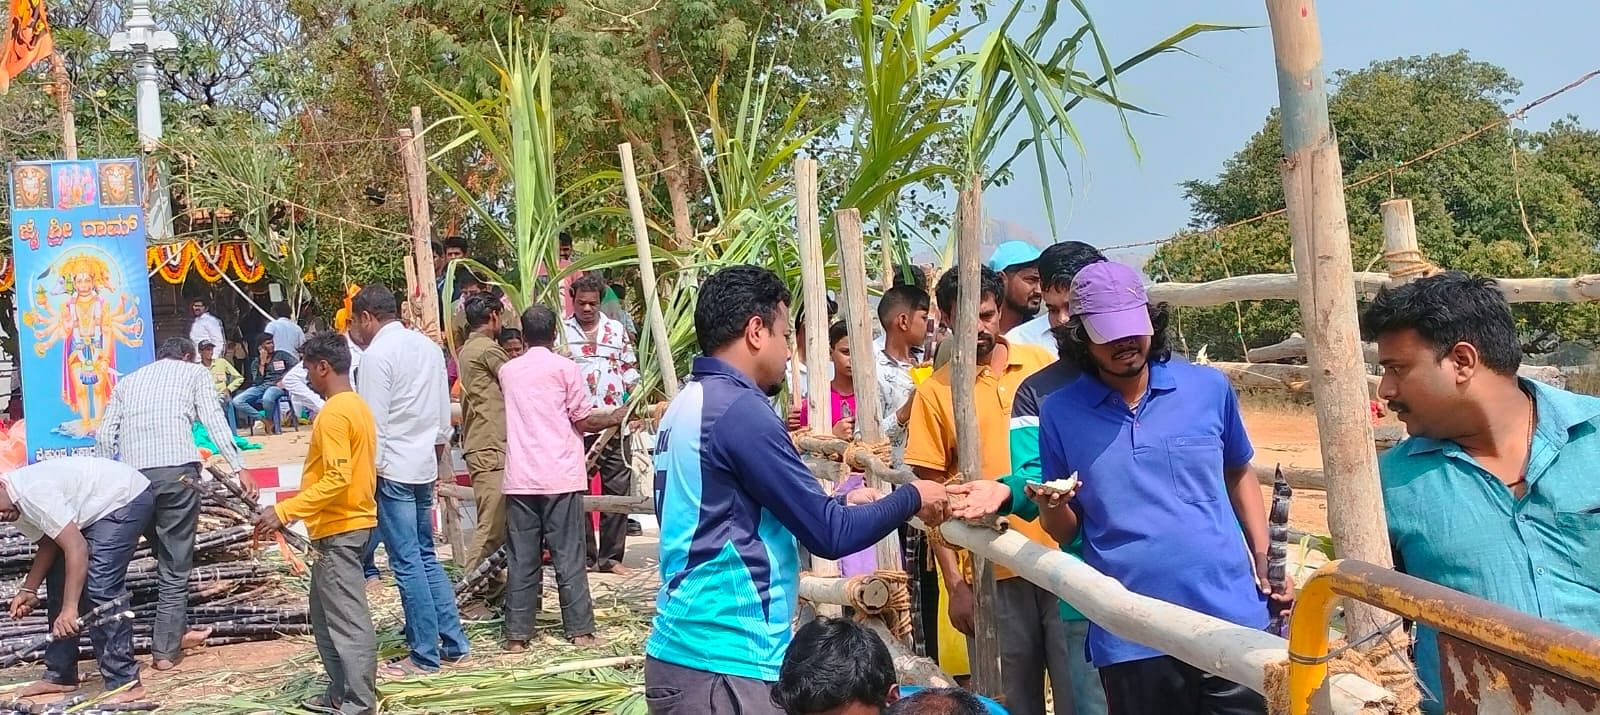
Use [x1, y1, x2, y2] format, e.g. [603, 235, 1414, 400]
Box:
[904, 266, 1056, 714]
[255, 333, 378, 714]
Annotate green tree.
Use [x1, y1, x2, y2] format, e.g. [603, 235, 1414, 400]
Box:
[1152, 52, 1600, 359]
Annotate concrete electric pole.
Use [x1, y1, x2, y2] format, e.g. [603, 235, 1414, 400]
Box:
[109, 0, 178, 242]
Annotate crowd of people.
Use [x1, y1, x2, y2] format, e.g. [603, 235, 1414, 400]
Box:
[646, 245, 1600, 715]
[0, 234, 1594, 715]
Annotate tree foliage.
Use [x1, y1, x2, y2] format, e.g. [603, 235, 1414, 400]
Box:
[1152, 52, 1600, 358]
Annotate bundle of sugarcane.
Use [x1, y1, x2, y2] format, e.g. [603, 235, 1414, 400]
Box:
[452, 544, 508, 606]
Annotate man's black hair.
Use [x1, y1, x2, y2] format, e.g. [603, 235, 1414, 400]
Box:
[934, 266, 1003, 318]
[610, 282, 627, 302]
[886, 687, 987, 715]
[559, 232, 573, 247]
[521, 305, 559, 347]
[464, 293, 502, 330]
[1057, 303, 1175, 376]
[272, 303, 291, 319]
[771, 618, 895, 715]
[1038, 241, 1106, 291]
[696, 265, 792, 354]
[190, 297, 206, 307]
[300, 333, 352, 375]
[256, 332, 276, 350]
[497, 327, 523, 345]
[571, 273, 607, 299]
[827, 321, 850, 350]
[453, 265, 483, 288]
[431, 240, 443, 255]
[157, 337, 195, 361]
[877, 285, 931, 327]
[1359, 271, 1521, 375]
[442, 235, 470, 253]
[892, 262, 927, 292]
[351, 284, 399, 320]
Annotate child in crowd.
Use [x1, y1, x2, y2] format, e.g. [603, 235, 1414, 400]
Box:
[797, 322, 874, 577]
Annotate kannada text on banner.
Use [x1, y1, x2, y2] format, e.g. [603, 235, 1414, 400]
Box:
[8, 159, 154, 462]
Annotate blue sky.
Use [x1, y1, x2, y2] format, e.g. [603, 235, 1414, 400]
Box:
[975, 0, 1600, 264]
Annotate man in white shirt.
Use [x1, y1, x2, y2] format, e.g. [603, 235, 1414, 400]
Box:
[1005, 241, 1106, 358]
[265, 303, 305, 357]
[561, 275, 640, 574]
[281, 334, 363, 422]
[187, 298, 226, 359]
[1, 456, 155, 703]
[347, 285, 469, 677]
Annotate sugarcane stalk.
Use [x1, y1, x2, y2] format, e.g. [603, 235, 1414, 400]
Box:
[1266, 464, 1292, 636]
[453, 544, 508, 601]
[0, 608, 135, 666]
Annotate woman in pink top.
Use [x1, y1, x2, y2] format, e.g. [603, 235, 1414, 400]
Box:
[797, 322, 875, 578]
[497, 305, 625, 651]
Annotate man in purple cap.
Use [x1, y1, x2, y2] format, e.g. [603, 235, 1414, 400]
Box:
[951, 261, 1288, 715]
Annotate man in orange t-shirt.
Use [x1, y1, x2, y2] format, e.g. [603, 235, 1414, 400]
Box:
[904, 266, 1056, 714]
[256, 333, 378, 714]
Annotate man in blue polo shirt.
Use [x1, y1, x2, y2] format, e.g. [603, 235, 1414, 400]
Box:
[952, 261, 1283, 715]
[645, 265, 949, 715]
[1361, 272, 1600, 714]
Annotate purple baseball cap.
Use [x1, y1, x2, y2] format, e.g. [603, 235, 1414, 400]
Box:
[1068, 261, 1152, 344]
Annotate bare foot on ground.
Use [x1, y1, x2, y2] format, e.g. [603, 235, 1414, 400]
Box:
[99, 684, 148, 704]
[571, 634, 606, 647]
[181, 626, 213, 650]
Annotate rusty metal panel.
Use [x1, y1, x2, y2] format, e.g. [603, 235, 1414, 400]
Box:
[1440, 633, 1600, 714]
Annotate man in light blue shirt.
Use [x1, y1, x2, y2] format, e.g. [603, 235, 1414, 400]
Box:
[1361, 272, 1600, 714]
[265, 303, 305, 357]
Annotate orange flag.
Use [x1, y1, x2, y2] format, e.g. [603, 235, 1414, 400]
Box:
[1, 0, 54, 94]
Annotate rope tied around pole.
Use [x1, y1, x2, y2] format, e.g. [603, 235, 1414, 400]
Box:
[1382, 249, 1439, 281]
[1263, 620, 1423, 714]
[850, 570, 915, 641]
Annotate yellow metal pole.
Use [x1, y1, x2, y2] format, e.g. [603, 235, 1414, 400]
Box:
[1286, 565, 1342, 715]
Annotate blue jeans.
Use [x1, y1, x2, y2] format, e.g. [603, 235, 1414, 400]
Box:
[219, 397, 238, 433]
[362, 531, 380, 580]
[377, 478, 469, 670]
[44, 488, 154, 689]
[232, 384, 286, 431]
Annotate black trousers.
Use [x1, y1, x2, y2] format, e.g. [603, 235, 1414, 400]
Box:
[1099, 656, 1265, 715]
[583, 435, 629, 570]
[139, 463, 201, 661]
[505, 493, 596, 640]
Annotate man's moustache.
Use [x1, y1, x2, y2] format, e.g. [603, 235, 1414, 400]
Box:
[1386, 400, 1408, 413]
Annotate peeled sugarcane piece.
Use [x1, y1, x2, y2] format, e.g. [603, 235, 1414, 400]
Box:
[1266, 464, 1292, 636]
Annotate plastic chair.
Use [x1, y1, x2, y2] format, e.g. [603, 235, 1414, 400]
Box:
[249, 392, 300, 435]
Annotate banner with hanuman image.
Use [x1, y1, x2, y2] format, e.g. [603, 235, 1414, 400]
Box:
[8, 159, 153, 462]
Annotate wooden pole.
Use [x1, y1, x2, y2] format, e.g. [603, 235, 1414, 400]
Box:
[399, 108, 441, 344]
[1264, 0, 1397, 648]
[954, 174, 1002, 695]
[1379, 198, 1425, 285]
[795, 157, 841, 600]
[49, 54, 77, 160]
[796, 159, 832, 437]
[619, 142, 679, 398]
[837, 208, 904, 575]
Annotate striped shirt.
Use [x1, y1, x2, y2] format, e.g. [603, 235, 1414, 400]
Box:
[95, 358, 244, 471]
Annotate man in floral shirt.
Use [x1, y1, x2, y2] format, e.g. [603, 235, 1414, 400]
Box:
[562, 274, 641, 574]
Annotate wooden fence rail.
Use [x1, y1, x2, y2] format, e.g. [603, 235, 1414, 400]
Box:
[1148, 272, 1600, 309]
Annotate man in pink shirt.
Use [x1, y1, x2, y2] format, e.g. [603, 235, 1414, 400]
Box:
[499, 304, 624, 651]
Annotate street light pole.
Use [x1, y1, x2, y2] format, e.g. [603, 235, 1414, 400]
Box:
[109, 0, 178, 242]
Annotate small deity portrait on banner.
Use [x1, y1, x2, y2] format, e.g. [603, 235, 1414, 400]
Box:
[97, 161, 138, 207]
[11, 165, 50, 210]
[53, 163, 97, 210]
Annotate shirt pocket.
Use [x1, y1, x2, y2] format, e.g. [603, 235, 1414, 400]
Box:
[1554, 508, 1600, 583]
[1167, 435, 1223, 504]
